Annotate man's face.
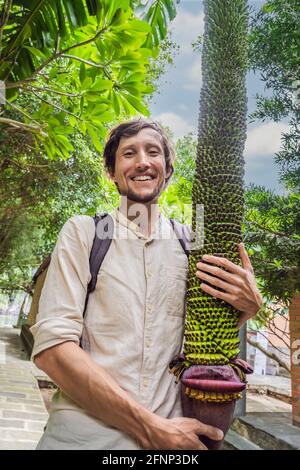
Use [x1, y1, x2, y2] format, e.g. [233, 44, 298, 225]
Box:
[110, 128, 172, 204]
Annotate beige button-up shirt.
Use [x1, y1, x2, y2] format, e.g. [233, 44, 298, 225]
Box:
[31, 208, 188, 450]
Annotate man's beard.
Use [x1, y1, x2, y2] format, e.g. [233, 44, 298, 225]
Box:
[116, 179, 164, 203]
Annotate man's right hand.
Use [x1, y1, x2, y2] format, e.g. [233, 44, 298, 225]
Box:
[139, 415, 224, 450]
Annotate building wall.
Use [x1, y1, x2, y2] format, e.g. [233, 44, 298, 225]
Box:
[289, 293, 300, 428]
[247, 316, 290, 377]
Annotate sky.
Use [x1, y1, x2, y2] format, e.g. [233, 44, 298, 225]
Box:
[149, 0, 288, 193]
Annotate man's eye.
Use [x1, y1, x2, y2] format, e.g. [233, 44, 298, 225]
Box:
[124, 152, 134, 157]
[149, 150, 159, 155]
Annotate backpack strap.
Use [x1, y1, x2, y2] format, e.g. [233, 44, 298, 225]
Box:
[82, 213, 114, 318]
[169, 218, 190, 257]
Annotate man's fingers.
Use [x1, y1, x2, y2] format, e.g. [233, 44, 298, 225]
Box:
[196, 269, 239, 294]
[202, 254, 245, 277]
[199, 282, 232, 304]
[239, 243, 254, 273]
[197, 423, 224, 441]
[196, 261, 243, 287]
[196, 439, 208, 451]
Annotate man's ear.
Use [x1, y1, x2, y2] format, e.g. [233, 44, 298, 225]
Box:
[165, 165, 174, 181]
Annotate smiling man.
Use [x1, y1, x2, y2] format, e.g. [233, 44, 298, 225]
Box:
[31, 118, 262, 450]
[104, 120, 174, 238]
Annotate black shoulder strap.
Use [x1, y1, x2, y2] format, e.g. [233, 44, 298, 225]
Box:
[169, 218, 190, 257]
[83, 213, 114, 318]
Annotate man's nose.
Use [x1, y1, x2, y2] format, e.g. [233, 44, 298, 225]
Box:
[135, 150, 150, 168]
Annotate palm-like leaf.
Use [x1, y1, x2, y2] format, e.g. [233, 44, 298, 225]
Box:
[0, 0, 129, 82]
[132, 0, 179, 47]
[0, 0, 176, 157]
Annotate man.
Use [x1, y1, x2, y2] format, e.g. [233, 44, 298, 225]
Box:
[31, 119, 262, 450]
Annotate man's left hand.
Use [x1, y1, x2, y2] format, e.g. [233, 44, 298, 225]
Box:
[195, 243, 263, 328]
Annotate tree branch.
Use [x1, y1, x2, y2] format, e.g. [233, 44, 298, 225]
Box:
[5, 78, 36, 89]
[3, 25, 108, 88]
[30, 89, 81, 120]
[59, 27, 107, 56]
[266, 319, 290, 343]
[249, 220, 296, 239]
[248, 327, 290, 356]
[4, 95, 41, 124]
[9, 158, 51, 169]
[61, 54, 106, 68]
[0, 116, 46, 134]
[32, 27, 107, 78]
[25, 85, 80, 98]
[247, 336, 290, 372]
[61, 55, 113, 81]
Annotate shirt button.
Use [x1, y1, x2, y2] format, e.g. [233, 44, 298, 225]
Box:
[145, 339, 152, 348]
[146, 270, 152, 278]
[146, 304, 152, 313]
[143, 378, 149, 387]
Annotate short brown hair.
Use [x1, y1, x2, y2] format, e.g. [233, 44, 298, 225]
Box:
[103, 118, 175, 183]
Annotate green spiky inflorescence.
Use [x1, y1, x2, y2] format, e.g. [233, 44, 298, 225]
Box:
[183, 0, 249, 368]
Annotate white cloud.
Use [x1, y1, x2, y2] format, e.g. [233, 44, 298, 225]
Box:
[154, 112, 196, 140]
[183, 58, 202, 91]
[245, 122, 290, 160]
[170, 9, 204, 54]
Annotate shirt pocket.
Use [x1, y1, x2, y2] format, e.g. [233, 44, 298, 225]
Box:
[166, 266, 187, 317]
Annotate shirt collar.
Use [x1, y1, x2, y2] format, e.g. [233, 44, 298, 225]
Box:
[113, 207, 163, 241]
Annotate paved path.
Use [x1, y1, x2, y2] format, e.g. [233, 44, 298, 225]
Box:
[247, 374, 291, 399]
[247, 393, 292, 413]
[0, 327, 48, 450]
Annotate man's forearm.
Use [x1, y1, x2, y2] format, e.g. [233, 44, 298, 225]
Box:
[34, 341, 153, 447]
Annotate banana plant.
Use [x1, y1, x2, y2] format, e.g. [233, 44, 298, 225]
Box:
[169, 0, 253, 450]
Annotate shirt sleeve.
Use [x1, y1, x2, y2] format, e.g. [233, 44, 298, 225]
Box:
[30, 215, 95, 360]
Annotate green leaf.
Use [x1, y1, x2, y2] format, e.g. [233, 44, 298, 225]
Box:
[90, 79, 114, 92]
[23, 46, 47, 61]
[88, 119, 108, 138]
[81, 77, 93, 89]
[55, 135, 74, 152]
[111, 90, 120, 114]
[90, 104, 109, 115]
[47, 117, 62, 127]
[95, 111, 114, 122]
[86, 123, 104, 152]
[125, 19, 151, 33]
[78, 121, 87, 135]
[49, 67, 58, 80]
[122, 72, 144, 84]
[68, 115, 77, 127]
[122, 93, 149, 116]
[79, 63, 86, 83]
[121, 84, 141, 97]
[262, 4, 275, 14]
[53, 125, 74, 135]
[85, 92, 103, 102]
